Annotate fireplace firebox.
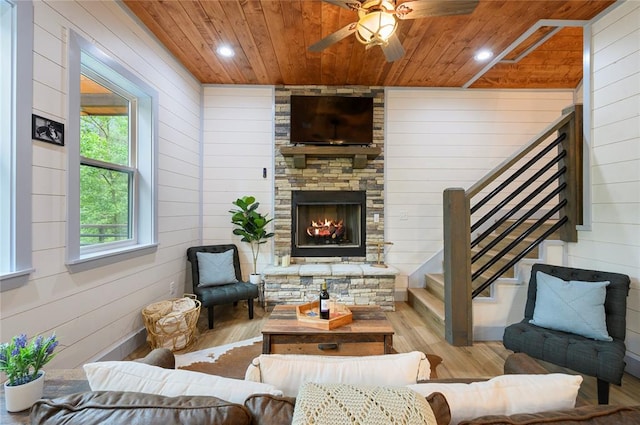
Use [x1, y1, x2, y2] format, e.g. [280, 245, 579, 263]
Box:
[291, 191, 366, 257]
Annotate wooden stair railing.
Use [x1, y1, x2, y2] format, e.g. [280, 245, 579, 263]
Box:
[443, 105, 583, 346]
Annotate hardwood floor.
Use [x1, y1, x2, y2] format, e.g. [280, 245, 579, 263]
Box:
[128, 301, 640, 406]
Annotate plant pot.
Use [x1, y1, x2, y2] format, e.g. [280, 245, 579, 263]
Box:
[249, 274, 262, 284]
[4, 371, 45, 412]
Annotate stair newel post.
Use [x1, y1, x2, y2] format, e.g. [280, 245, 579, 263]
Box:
[443, 188, 473, 346]
[558, 105, 583, 242]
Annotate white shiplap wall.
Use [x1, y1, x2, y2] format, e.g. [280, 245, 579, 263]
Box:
[385, 89, 574, 289]
[201, 86, 275, 277]
[0, 1, 201, 367]
[572, 0, 640, 373]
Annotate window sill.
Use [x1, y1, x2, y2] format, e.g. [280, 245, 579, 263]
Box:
[66, 243, 158, 273]
[0, 268, 35, 292]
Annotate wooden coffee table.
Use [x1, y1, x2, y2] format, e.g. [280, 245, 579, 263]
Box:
[262, 305, 394, 356]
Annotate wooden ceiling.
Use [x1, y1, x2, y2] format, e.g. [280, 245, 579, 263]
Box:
[123, 0, 616, 89]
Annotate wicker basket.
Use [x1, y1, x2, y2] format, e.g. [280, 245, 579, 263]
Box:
[142, 294, 201, 352]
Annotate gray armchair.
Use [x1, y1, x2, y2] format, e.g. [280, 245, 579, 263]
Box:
[186, 244, 259, 329]
[503, 263, 630, 405]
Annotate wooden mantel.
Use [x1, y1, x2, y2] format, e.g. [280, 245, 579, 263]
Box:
[279, 145, 382, 169]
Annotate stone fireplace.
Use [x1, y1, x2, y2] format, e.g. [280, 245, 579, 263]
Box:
[273, 86, 385, 263]
[264, 86, 397, 311]
[291, 190, 366, 258]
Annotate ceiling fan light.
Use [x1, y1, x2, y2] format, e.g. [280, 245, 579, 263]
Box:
[356, 10, 397, 45]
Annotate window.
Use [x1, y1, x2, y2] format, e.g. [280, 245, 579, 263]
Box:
[80, 73, 134, 250]
[1, 0, 33, 290]
[67, 31, 158, 271]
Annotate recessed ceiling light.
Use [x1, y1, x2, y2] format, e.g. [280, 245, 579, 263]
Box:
[216, 45, 235, 58]
[474, 50, 493, 61]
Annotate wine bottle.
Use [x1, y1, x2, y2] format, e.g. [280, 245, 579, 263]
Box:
[319, 282, 330, 320]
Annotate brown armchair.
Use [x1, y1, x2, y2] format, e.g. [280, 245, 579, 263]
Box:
[186, 244, 259, 329]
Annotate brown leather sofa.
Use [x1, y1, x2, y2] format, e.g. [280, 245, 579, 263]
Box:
[30, 350, 640, 425]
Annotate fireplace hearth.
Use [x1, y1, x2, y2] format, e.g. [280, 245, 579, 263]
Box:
[291, 191, 366, 257]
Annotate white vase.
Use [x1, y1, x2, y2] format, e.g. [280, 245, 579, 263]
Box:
[249, 273, 262, 284]
[4, 371, 45, 412]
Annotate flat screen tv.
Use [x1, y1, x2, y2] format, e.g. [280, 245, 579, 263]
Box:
[289, 95, 373, 146]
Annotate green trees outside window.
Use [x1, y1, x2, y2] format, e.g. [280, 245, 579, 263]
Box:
[79, 75, 134, 247]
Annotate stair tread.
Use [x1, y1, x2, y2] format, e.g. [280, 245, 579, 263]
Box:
[426, 272, 444, 283]
[424, 273, 445, 301]
[471, 239, 539, 259]
[408, 288, 444, 319]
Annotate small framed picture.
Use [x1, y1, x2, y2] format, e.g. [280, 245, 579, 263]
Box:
[32, 114, 64, 146]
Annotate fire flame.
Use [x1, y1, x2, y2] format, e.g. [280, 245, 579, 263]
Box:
[307, 218, 345, 238]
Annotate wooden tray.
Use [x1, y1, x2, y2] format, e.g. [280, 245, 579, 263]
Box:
[295, 300, 353, 330]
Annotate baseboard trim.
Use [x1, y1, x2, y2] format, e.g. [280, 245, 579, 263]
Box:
[96, 328, 147, 362]
[473, 326, 505, 341]
[625, 352, 640, 379]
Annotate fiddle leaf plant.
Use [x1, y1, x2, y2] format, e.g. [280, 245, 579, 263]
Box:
[229, 196, 275, 275]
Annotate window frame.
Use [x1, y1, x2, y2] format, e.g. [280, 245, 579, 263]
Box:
[79, 70, 137, 253]
[0, 0, 33, 291]
[66, 30, 158, 272]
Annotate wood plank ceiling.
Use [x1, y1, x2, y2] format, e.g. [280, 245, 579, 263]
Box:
[122, 0, 616, 89]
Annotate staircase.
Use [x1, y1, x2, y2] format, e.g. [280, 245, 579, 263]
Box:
[408, 220, 561, 338]
[407, 105, 583, 345]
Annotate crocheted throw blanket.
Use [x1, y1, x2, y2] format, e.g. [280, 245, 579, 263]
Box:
[292, 382, 437, 425]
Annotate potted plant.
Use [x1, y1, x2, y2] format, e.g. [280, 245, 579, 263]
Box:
[1, 332, 58, 412]
[230, 196, 275, 284]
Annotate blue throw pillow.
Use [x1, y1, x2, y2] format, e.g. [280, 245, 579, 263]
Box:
[530, 271, 611, 341]
[196, 250, 238, 287]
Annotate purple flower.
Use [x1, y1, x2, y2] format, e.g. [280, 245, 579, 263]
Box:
[45, 340, 58, 355]
[14, 334, 27, 349]
[1, 332, 59, 386]
[33, 335, 44, 351]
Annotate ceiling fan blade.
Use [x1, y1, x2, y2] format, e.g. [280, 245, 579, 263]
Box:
[395, 0, 479, 20]
[381, 33, 405, 62]
[309, 22, 358, 52]
[322, 0, 362, 12]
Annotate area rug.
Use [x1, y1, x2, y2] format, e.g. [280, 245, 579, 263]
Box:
[175, 337, 443, 380]
[175, 337, 262, 379]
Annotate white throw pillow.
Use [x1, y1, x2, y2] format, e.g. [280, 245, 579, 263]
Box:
[245, 351, 430, 397]
[408, 373, 582, 425]
[83, 361, 282, 404]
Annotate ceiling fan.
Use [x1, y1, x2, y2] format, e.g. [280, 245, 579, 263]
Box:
[309, 0, 479, 62]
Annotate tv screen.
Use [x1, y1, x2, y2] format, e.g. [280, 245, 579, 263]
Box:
[289, 95, 373, 146]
